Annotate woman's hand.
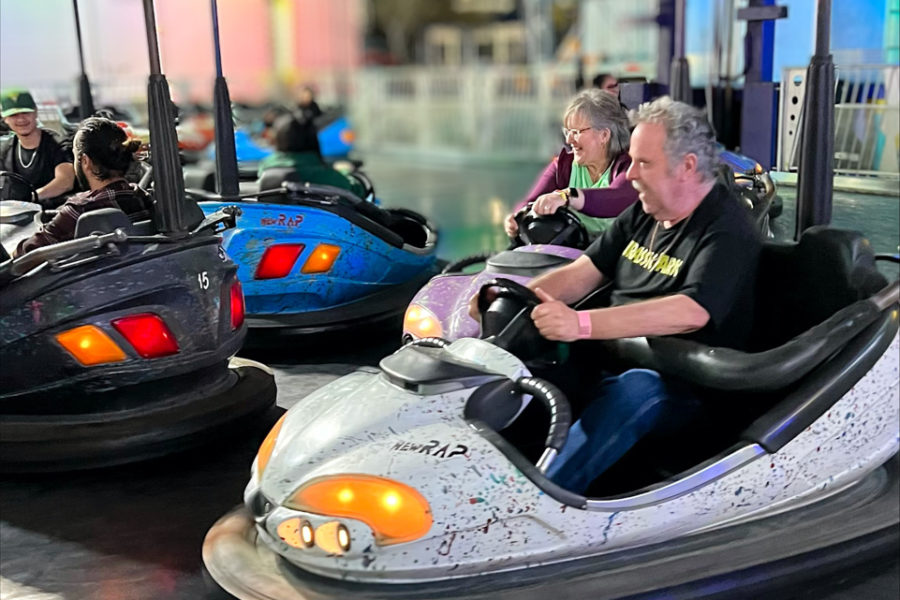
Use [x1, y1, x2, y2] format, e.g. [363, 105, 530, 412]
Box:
[532, 191, 567, 216]
[504, 212, 519, 238]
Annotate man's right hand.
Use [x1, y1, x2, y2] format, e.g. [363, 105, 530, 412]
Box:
[504, 212, 518, 238]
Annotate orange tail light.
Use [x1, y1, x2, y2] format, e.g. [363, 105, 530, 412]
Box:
[55, 325, 127, 366]
[301, 244, 341, 274]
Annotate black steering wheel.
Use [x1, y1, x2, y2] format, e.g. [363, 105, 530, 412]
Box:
[477, 277, 541, 314]
[0, 171, 39, 204]
[512, 203, 590, 250]
[477, 278, 555, 360]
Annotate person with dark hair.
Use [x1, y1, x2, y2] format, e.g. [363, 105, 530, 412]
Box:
[257, 114, 364, 197]
[592, 73, 620, 96]
[0, 89, 75, 205]
[506, 89, 637, 239]
[296, 85, 322, 122]
[15, 117, 151, 256]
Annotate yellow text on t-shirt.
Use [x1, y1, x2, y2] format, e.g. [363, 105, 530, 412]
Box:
[621, 239, 684, 277]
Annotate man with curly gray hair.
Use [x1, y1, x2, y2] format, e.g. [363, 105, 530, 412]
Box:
[518, 96, 762, 494]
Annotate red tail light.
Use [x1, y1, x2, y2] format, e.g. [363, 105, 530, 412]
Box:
[255, 244, 305, 279]
[111, 314, 179, 359]
[231, 281, 245, 330]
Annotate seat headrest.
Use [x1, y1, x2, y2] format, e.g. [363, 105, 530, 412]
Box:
[258, 167, 299, 192]
[74, 208, 131, 238]
[751, 226, 884, 350]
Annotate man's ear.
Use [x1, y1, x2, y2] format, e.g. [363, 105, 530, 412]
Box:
[680, 153, 698, 181]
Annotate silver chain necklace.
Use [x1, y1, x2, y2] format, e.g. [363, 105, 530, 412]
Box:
[17, 142, 38, 169]
[647, 213, 694, 258]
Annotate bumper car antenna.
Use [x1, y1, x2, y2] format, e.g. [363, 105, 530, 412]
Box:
[142, 0, 199, 235]
[210, 0, 240, 198]
[71, 0, 95, 120]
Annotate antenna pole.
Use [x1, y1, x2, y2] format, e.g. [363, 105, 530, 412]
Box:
[72, 0, 96, 118]
[211, 0, 239, 196]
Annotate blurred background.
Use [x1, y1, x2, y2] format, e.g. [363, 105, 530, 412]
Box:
[0, 5, 898, 599]
[1, 0, 897, 165]
[0, 0, 897, 259]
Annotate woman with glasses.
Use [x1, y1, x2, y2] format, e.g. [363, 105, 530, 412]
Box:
[505, 89, 637, 239]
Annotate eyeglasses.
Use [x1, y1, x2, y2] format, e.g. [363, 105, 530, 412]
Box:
[561, 126, 592, 140]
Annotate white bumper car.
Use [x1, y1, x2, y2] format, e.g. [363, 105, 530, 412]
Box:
[204, 226, 899, 599]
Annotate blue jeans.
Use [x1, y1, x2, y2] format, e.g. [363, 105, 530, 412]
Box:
[545, 369, 701, 494]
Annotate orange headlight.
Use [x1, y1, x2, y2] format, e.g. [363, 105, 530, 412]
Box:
[55, 325, 127, 366]
[403, 304, 443, 339]
[301, 243, 340, 274]
[286, 474, 433, 546]
[256, 413, 287, 480]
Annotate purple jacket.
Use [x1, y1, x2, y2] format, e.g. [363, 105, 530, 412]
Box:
[514, 148, 638, 218]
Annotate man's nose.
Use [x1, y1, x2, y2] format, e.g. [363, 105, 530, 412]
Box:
[626, 162, 637, 180]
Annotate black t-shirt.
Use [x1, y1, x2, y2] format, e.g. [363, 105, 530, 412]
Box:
[585, 183, 761, 349]
[0, 130, 73, 201]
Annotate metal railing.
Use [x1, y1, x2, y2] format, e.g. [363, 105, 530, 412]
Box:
[778, 64, 900, 179]
[347, 63, 653, 161]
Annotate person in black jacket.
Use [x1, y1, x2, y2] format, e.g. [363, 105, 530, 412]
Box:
[0, 89, 75, 205]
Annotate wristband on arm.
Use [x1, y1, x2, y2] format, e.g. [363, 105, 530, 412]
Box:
[556, 188, 570, 207]
[577, 311, 592, 339]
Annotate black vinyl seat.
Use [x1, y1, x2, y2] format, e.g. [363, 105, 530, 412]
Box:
[583, 227, 895, 494]
[257, 167, 299, 193]
[600, 227, 888, 393]
[74, 208, 132, 238]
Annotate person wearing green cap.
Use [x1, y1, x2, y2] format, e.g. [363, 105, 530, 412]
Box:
[0, 89, 75, 205]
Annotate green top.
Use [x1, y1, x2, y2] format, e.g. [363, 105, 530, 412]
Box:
[257, 151, 365, 198]
[568, 161, 614, 237]
[569, 161, 612, 189]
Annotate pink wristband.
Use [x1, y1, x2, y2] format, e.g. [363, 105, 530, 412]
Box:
[577, 311, 592, 339]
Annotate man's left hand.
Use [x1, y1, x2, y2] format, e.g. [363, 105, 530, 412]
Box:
[531, 287, 580, 341]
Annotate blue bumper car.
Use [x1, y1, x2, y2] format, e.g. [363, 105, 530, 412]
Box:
[195, 181, 439, 332]
[316, 112, 354, 161]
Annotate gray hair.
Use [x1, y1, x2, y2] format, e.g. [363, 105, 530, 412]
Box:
[629, 96, 719, 180]
[563, 89, 631, 157]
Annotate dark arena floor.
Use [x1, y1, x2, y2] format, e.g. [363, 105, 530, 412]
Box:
[1, 155, 898, 599]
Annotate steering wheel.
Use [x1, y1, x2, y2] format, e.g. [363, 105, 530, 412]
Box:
[137, 162, 153, 190]
[0, 171, 39, 204]
[477, 277, 541, 315]
[512, 203, 590, 250]
[477, 278, 555, 360]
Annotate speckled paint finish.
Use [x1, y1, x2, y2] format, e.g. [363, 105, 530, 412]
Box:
[0, 235, 243, 395]
[201, 201, 437, 317]
[247, 333, 899, 583]
[405, 244, 583, 340]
